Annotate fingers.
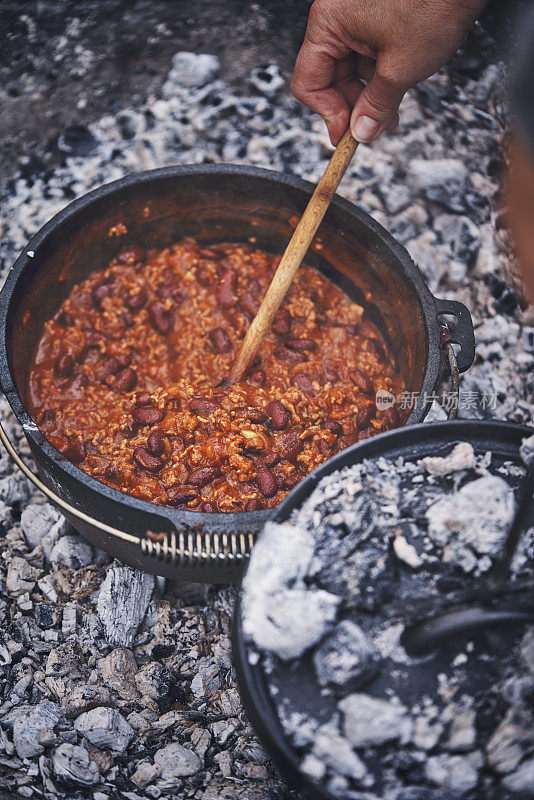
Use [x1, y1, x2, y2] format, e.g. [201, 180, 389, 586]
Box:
[350, 56, 408, 143]
[292, 38, 351, 144]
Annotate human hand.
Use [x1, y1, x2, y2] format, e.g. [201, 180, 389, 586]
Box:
[291, 0, 488, 145]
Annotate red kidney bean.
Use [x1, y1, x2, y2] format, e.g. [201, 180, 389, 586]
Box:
[318, 438, 331, 456]
[282, 470, 303, 490]
[56, 309, 74, 328]
[189, 466, 220, 488]
[63, 441, 86, 465]
[247, 278, 262, 295]
[114, 367, 137, 392]
[273, 346, 308, 364]
[202, 501, 217, 512]
[166, 484, 198, 506]
[367, 337, 386, 362]
[265, 399, 290, 430]
[158, 283, 184, 303]
[272, 309, 291, 337]
[324, 419, 343, 436]
[247, 369, 266, 387]
[294, 373, 313, 392]
[133, 446, 164, 472]
[256, 465, 278, 497]
[354, 403, 376, 430]
[357, 428, 374, 441]
[351, 369, 374, 396]
[189, 397, 220, 415]
[147, 428, 165, 455]
[149, 301, 171, 335]
[104, 463, 122, 480]
[246, 408, 267, 423]
[217, 269, 238, 308]
[245, 498, 261, 511]
[116, 351, 132, 368]
[92, 282, 112, 307]
[196, 266, 212, 286]
[132, 406, 166, 426]
[126, 287, 147, 310]
[322, 361, 339, 383]
[85, 440, 98, 455]
[256, 451, 278, 467]
[121, 418, 139, 438]
[133, 391, 152, 406]
[117, 246, 146, 264]
[54, 352, 74, 379]
[209, 327, 232, 353]
[100, 357, 121, 383]
[286, 338, 317, 352]
[279, 432, 303, 461]
[119, 311, 133, 327]
[382, 405, 400, 431]
[239, 292, 259, 317]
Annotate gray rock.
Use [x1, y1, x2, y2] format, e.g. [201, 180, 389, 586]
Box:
[425, 752, 483, 795]
[503, 757, 534, 796]
[96, 563, 154, 647]
[426, 475, 515, 570]
[153, 742, 202, 787]
[339, 693, 412, 749]
[311, 718, 372, 784]
[422, 442, 476, 476]
[249, 64, 285, 97]
[162, 51, 219, 93]
[487, 705, 534, 773]
[52, 743, 100, 786]
[242, 522, 339, 660]
[434, 213, 480, 266]
[134, 661, 171, 702]
[6, 556, 42, 596]
[0, 473, 32, 506]
[20, 502, 67, 557]
[409, 158, 467, 190]
[74, 707, 133, 752]
[312, 620, 379, 690]
[12, 701, 63, 758]
[132, 760, 161, 787]
[49, 533, 93, 569]
[63, 684, 113, 718]
[99, 648, 140, 701]
[446, 708, 477, 752]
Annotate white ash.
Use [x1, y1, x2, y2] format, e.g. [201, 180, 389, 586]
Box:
[240, 439, 533, 797]
[0, 16, 532, 798]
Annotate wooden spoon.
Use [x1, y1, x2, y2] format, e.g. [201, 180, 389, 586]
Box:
[225, 128, 358, 386]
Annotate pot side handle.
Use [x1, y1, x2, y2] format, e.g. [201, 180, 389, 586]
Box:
[435, 298, 475, 374]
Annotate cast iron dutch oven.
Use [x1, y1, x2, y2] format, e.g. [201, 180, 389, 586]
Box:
[233, 419, 534, 800]
[0, 165, 475, 581]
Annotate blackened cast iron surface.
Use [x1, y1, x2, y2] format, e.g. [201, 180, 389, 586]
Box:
[0, 166, 475, 581]
[233, 419, 534, 800]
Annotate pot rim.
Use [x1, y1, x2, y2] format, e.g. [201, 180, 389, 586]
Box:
[0, 164, 441, 528]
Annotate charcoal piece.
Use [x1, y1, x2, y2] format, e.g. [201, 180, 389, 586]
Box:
[312, 620, 379, 690]
[96, 563, 154, 647]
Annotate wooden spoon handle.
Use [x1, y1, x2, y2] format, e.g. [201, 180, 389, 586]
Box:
[226, 128, 358, 385]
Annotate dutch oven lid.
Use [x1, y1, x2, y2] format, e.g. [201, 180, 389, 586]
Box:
[232, 420, 534, 800]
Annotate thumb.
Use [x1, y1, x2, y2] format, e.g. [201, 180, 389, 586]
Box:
[350, 60, 407, 143]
